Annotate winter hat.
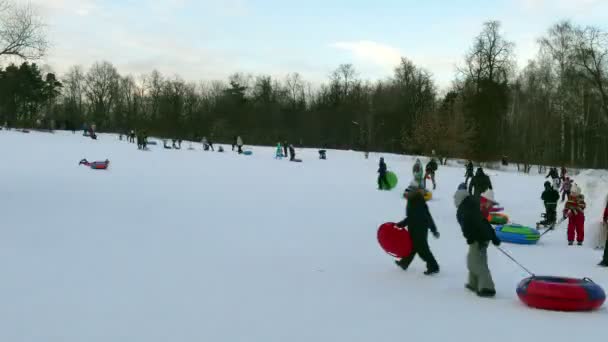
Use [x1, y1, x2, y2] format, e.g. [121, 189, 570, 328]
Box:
[481, 190, 497, 205]
[453, 188, 469, 208]
[458, 183, 467, 190]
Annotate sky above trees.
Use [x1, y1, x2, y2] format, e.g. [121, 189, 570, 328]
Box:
[29, 0, 608, 88]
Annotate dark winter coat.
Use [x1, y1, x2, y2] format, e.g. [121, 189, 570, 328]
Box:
[289, 146, 296, 159]
[426, 159, 438, 173]
[455, 191, 499, 245]
[396, 194, 438, 236]
[546, 168, 559, 179]
[468, 170, 492, 197]
[541, 185, 560, 204]
[378, 160, 387, 175]
[465, 162, 474, 177]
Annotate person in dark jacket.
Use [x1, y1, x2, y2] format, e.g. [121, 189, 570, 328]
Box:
[394, 191, 440, 275]
[378, 158, 389, 190]
[425, 158, 438, 190]
[546, 167, 559, 180]
[465, 161, 474, 185]
[468, 168, 493, 197]
[599, 200, 608, 267]
[454, 184, 500, 297]
[283, 141, 289, 160]
[288, 145, 296, 161]
[540, 181, 560, 227]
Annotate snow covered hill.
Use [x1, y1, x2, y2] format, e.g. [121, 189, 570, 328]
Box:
[0, 130, 606, 342]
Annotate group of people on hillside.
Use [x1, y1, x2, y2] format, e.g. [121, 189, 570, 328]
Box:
[378, 157, 439, 191]
[387, 158, 608, 299]
[276, 141, 297, 161]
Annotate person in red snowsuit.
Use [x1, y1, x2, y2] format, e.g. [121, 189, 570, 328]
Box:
[564, 187, 586, 245]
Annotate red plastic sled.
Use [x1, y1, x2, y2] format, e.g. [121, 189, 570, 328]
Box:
[377, 222, 413, 258]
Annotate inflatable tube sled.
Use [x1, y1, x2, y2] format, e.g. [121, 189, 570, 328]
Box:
[377, 222, 412, 258]
[404, 187, 432, 201]
[517, 276, 605, 311]
[243, 150, 253, 156]
[495, 224, 540, 245]
[79, 159, 109, 170]
[380, 171, 398, 190]
[147, 141, 158, 146]
[489, 212, 509, 225]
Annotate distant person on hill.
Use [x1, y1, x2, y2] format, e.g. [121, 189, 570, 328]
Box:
[288, 144, 296, 161]
[232, 136, 238, 151]
[454, 184, 501, 298]
[236, 136, 244, 154]
[539, 181, 560, 228]
[129, 130, 136, 143]
[465, 160, 474, 185]
[598, 198, 608, 267]
[564, 185, 586, 246]
[275, 142, 283, 159]
[163, 139, 172, 149]
[378, 157, 389, 190]
[561, 177, 572, 202]
[560, 166, 568, 182]
[394, 191, 440, 275]
[469, 168, 493, 198]
[425, 158, 438, 190]
[546, 167, 560, 188]
[283, 141, 288, 159]
[412, 159, 424, 188]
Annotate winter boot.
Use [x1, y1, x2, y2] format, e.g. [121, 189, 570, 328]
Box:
[577, 241, 583, 246]
[465, 284, 476, 293]
[598, 261, 608, 267]
[477, 289, 496, 298]
[424, 268, 439, 276]
[568, 241, 574, 246]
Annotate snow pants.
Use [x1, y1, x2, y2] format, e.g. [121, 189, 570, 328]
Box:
[397, 229, 439, 272]
[602, 229, 608, 263]
[544, 203, 557, 224]
[467, 242, 495, 292]
[567, 213, 585, 243]
[378, 173, 389, 189]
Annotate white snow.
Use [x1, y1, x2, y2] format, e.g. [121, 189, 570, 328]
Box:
[0, 130, 606, 342]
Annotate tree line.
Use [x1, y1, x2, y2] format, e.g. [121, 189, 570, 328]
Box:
[1, 17, 607, 168]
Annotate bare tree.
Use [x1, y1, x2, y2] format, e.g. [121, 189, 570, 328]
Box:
[0, 0, 47, 60]
[85, 61, 120, 125]
[460, 21, 514, 88]
[574, 26, 608, 120]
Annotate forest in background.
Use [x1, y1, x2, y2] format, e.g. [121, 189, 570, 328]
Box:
[0, 9, 607, 168]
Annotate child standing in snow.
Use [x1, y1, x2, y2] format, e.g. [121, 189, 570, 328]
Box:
[465, 160, 474, 185]
[598, 199, 608, 267]
[275, 142, 283, 159]
[540, 181, 560, 228]
[413, 159, 424, 188]
[425, 158, 438, 190]
[377, 158, 389, 190]
[394, 191, 440, 275]
[564, 185, 586, 246]
[560, 178, 572, 202]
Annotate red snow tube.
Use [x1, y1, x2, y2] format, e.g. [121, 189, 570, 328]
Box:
[517, 276, 606, 311]
[89, 161, 109, 170]
[377, 222, 413, 258]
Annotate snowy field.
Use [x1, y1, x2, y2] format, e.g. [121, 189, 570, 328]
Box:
[1, 130, 606, 342]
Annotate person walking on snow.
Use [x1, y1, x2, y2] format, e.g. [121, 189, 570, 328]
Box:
[598, 198, 608, 267]
[394, 191, 440, 275]
[425, 158, 438, 190]
[275, 142, 283, 159]
[560, 166, 568, 183]
[236, 136, 244, 154]
[454, 185, 501, 298]
[561, 177, 572, 202]
[378, 157, 389, 190]
[546, 167, 560, 189]
[468, 168, 493, 198]
[413, 159, 424, 188]
[288, 144, 296, 161]
[465, 160, 474, 185]
[540, 181, 560, 228]
[564, 184, 586, 246]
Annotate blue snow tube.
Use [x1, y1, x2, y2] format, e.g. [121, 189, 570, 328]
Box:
[495, 224, 540, 245]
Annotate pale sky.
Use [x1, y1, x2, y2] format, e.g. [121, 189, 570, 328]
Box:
[24, 0, 608, 89]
